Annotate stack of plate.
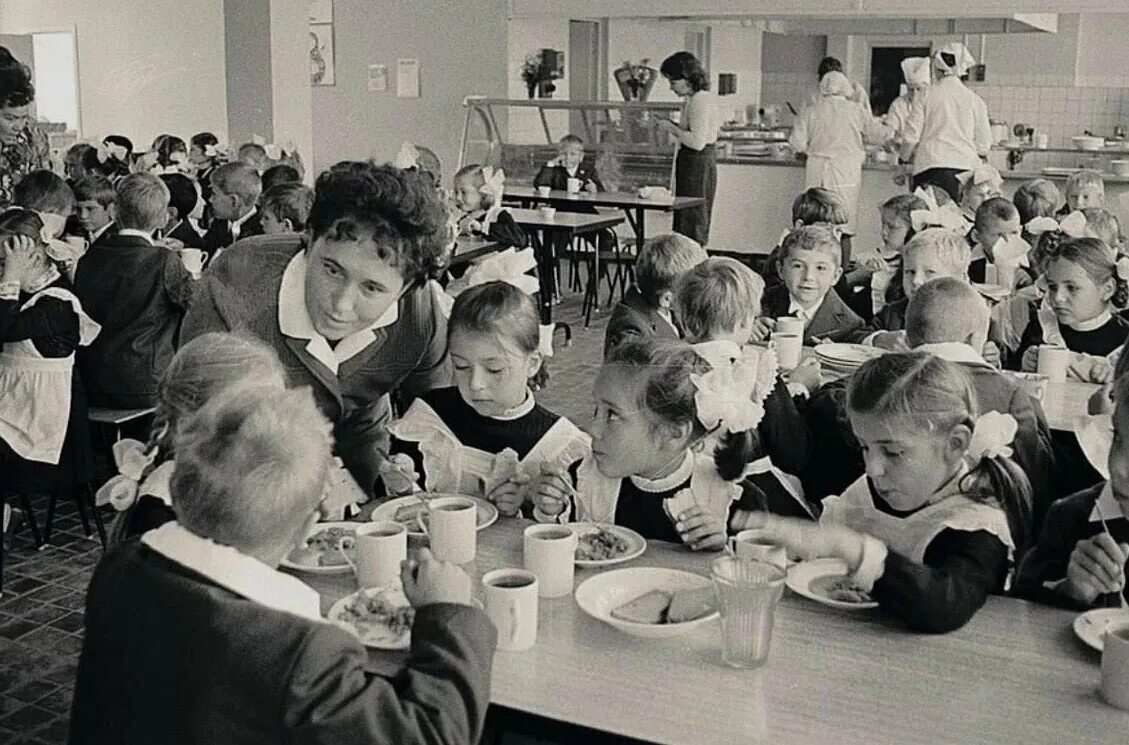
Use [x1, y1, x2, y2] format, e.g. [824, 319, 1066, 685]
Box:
[813, 343, 885, 376]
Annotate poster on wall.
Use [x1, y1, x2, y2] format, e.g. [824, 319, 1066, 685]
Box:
[309, 23, 335, 86]
[308, 0, 333, 24]
[397, 59, 420, 98]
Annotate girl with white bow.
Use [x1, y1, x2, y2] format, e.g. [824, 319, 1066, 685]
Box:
[738, 353, 1033, 633]
[531, 337, 779, 552]
[1017, 233, 1129, 382]
[385, 252, 588, 517]
[0, 209, 100, 523]
[450, 164, 526, 249]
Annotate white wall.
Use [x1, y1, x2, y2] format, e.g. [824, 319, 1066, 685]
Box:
[312, 0, 508, 178]
[269, 0, 313, 179]
[0, 0, 228, 145]
[711, 25, 763, 121]
[606, 19, 688, 103]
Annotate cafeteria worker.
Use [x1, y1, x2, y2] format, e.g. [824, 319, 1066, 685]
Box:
[657, 51, 719, 245]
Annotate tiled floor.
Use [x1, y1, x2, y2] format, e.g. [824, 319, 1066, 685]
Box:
[0, 289, 614, 744]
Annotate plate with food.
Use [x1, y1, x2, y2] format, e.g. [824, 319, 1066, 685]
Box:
[1073, 607, 1129, 652]
[370, 494, 499, 538]
[572, 523, 646, 567]
[281, 522, 377, 575]
[786, 558, 879, 610]
[327, 587, 416, 650]
[574, 567, 718, 638]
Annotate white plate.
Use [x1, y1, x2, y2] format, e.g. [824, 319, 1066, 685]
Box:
[327, 588, 414, 650]
[813, 343, 885, 367]
[370, 494, 499, 538]
[280, 521, 380, 575]
[1073, 608, 1129, 652]
[574, 567, 718, 639]
[571, 523, 647, 568]
[786, 558, 879, 610]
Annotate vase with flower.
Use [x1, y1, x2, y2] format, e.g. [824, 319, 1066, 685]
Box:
[614, 59, 658, 102]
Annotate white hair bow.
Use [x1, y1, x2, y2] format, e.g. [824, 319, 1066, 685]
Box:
[991, 234, 1031, 269]
[1025, 216, 1061, 237]
[93, 141, 111, 164]
[910, 187, 968, 233]
[957, 165, 1003, 190]
[100, 140, 128, 162]
[203, 142, 228, 159]
[459, 247, 540, 296]
[966, 411, 1017, 461]
[1058, 211, 1091, 239]
[393, 142, 420, 170]
[480, 166, 506, 204]
[94, 439, 158, 511]
[690, 341, 776, 434]
[1116, 256, 1129, 282]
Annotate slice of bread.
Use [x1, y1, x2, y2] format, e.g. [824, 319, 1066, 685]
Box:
[610, 590, 673, 624]
[666, 585, 716, 624]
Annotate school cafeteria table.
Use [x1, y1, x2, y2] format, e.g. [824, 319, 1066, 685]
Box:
[506, 185, 706, 249]
[300, 517, 1126, 745]
[509, 208, 625, 355]
[448, 235, 502, 268]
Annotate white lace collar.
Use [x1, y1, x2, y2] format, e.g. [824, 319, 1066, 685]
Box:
[630, 451, 694, 493]
[1068, 309, 1113, 333]
[482, 391, 535, 421]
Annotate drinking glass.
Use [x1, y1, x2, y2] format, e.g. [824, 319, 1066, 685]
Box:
[711, 557, 785, 669]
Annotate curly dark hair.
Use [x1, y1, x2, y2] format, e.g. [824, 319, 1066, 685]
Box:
[659, 52, 710, 92]
[0, 46, 34, 109]
[309, 162, 451, 283]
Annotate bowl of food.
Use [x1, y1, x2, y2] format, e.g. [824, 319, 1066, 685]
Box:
[327, 587, 416, 650]
[1112, 160, 1129, 177]
[1072, 135, 1105, 151]
[575, 567, 718, 638]
[281, 521, 382, 574]
[573, 523, 646, 567]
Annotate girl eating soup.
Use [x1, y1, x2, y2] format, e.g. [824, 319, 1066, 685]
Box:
[386, 253, 588, 516]
[532, 338, 770, 551]
[1017, 236, 1129, 382]
[451, 164, 526, 249]
[737, 352, 1032, 632]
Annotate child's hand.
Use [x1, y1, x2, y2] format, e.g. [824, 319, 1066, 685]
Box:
[981, 341, 1002, 369]
[738, 515, 868, 570]
[750, 316, 775, 344]
[531, 463, 574, 519]
[402, 548, 472, 607]
[787, 358, 822, 392]
[861, 256, 886, 273]
[379, 454, 419, 497]
[584, 180, 598, 194]
[1064, 534, 1129, 605]
[1069, 352, 1114, 384]
[673, 506, 727, 552]
[1021, 345, 1041, 373]
[1, 234, 38, 284]
[488, 473, 529, 518]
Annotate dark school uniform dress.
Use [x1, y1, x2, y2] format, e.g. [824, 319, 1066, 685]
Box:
[0, 277, 96, 492]
[761, 284, 865, 344]
[457, 208, 527, 250]
[1016, 312, 1129, 362]
[823, 475, 1012, 633]
[73, 233, 194, 409]
[388, 386, 588, 500]
[603, 286, 682, 358]
[1015, 483, 1129, 610]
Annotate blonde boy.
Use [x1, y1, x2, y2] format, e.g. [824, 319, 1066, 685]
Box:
[756, 224, 863, 344]
[1061, 169, 1105, 213]
[604, 233, 708, 356]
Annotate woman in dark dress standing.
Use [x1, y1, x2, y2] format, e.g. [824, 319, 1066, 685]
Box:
[657, 52, 719, 246]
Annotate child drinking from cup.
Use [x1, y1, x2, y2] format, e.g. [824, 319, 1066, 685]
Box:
[1018, 237, 1129, 382]
[452, 164, 526, 249]
[531, 338, 774, 550]
[740, 352, 1032, 632]
[1059, 169, 1106, 215]
[1016, 369, 1129, 609]
[533, 134, 604, 195]
[387, 258, 588, 516]
[968, 198, 1028, 286]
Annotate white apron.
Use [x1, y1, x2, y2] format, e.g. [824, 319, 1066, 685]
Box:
[821, 473, 1014, 564]
[388, 397, 591, 498]
[0, 287, 100, 464]
[804, 153, 864, 235]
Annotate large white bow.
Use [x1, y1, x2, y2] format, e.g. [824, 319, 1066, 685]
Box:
[94, 439, 157, 511]
[480, 166, 506, 204]
[910, 187, 968, 233]
[690, 341, 776, 434]
[966, 411, 1017, 462]
[991, 234, 1032, 270]
[393, 142, 420, 170]
[957, 165, 1003, 190]
[98, 139, 128, 162]
[456, 247, 540, 297]
[203, 141, 228, 159]
[1025, 216, 1061, 237]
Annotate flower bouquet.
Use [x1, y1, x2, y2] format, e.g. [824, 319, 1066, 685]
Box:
[614, 59, 658, 102]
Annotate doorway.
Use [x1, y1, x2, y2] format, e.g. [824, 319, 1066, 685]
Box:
[568, 19, 601, 141]
[869, 46, 930, 116]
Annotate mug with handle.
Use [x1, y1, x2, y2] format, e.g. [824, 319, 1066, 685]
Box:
[418, 495, 477, 564]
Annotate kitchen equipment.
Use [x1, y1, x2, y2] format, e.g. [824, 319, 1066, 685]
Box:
[990, 121, 1009, 145]
[1072, 135, 1105, 151]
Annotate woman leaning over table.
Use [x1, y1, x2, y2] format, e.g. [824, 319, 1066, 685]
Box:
[657, 51, 719, 246]
[0, 47, 49, 209]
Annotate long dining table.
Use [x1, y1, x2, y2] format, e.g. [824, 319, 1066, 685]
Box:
[298, 517, 1127, 745]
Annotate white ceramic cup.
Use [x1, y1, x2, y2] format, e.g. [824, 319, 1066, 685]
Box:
[355, 521, 407, 589]
[482, 568, 539, 651]
[539, 206, 557, 220]
[770, 331, 803, 371]
[179, 248, 206, 276]
[729, 531, 787, 570]
[1101, 620, 1129, 710]
[566, 177, 582, 194]
[419, 496, 477, 564]
[536, 185, 551, 197]
[775, 317, 805, 337]
[1036, 133, 1049, 149]
[523, 524, 577, 598]
[1037, 345, 1070, 384]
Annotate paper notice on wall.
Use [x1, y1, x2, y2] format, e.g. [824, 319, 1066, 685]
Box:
[397, 59, 420, 98]
[368, 64, 388, 92]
